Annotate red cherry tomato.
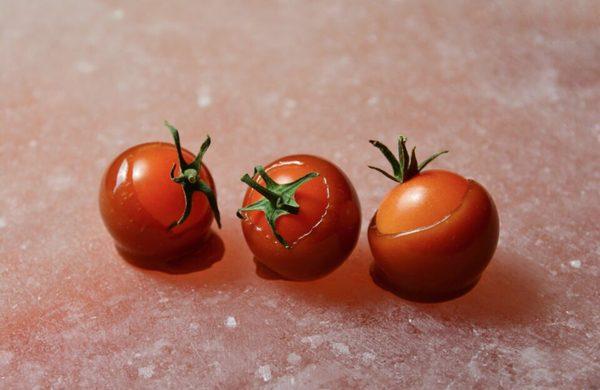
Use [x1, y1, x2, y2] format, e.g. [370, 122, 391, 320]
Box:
[367, 137, 499, 301]
[99, 123, 221, 264]
[238, 155, 361, 280]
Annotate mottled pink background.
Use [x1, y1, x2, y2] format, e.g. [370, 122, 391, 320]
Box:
[1, 1, 599, 388]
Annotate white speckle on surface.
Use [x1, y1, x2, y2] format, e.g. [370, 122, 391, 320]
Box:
[284, 98, 297, 109]
[361, 352, 376, 364]
[262, 91, 280, 106]
[18, 362, 45, 386]
[367, 96, 379, 106]
[0, 217, 6, 229]
[519, 347, 555, 383]
[263, 299, 277, 308]
[533, 33, 545, 44]
[201, 339, 225, 353]
[46, 173, 74, 191]
[225, 316, 237, 328]
[282, 98, 297, 117]
[257, 365, 272, 382]
[138, 365, 154, 379]
[28, 140, 38, 148]
[189, 323, 200, 331]
[113, 9, 124, 20]
[158, 297, 169, 303]
[468, 353, 482, 379]
[520, 347, 544, 365]
[569, 260, 581, 269]
[566, 288, 579, 298]
[331, 342, 350, 355]
[566, 317, 584, 330]
[0, 351, 13, 367]
[207, 361, 222, 376]
[301, 335, 324, 349]
[287, 352, 301, 365]
[197, 87, 212, 108]
[75, 61, 96, 74]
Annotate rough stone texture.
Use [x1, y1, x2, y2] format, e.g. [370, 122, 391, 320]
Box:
[1, 1, 599, 388]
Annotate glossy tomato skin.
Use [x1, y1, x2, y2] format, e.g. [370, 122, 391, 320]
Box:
[240, 155, 361, 280]
[368, 174, 499, 302]
[99, 142, 216, 264]
[375, 170, 470, 234]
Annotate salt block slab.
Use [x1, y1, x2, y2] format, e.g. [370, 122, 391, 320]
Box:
[0, 1, 598, 388]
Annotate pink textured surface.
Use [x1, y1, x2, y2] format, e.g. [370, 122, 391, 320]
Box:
[1, 1, 599, 388]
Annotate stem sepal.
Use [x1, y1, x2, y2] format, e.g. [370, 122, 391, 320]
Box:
[237, 166, 318, 249]
[369, 136, 448, 183]
[165, 121, 222, 230]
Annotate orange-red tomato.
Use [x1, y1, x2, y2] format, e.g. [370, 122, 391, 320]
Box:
[239, 155, 361, 280]
[99, 125, 220, 264]
[368, 138, 499, 301]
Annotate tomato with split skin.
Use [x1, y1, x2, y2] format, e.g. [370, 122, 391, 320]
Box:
[238, 155, 361, 280]
[99, 123, 221, 264]
[367, 137, 499, 302]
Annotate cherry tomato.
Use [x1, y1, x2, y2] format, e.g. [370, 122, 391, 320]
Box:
[237, 155, 361, 280]
[367, 137, 499, 301]
[99, 122, 221, 264]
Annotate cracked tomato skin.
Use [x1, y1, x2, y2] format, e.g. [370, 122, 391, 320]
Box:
[368, 170, 499, 301]
[99, 142, 215, 264]
[240, 155, 361, 280]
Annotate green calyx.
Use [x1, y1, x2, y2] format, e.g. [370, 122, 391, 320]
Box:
[236, 166, 318, 249]
[369, 135, 448, 183]
[165, 121, 221, 230]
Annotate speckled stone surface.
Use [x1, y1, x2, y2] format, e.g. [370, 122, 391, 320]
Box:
[1, 1, 599, 388]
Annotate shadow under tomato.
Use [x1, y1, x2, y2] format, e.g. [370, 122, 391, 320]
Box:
[252, 259, 283, 280]
[369, 264, 480, 303]
[252, 242, 387, 307]
[391, 249, 549, 326]
[259, 244, 548, 327]
[119, 231, 225, 274]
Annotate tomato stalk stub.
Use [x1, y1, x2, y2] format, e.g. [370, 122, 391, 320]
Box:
[165, 121, 221, 230]
[368, 136, 499, 302]
[238, 155, 361, 281]
[99, 122, 221, 264]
